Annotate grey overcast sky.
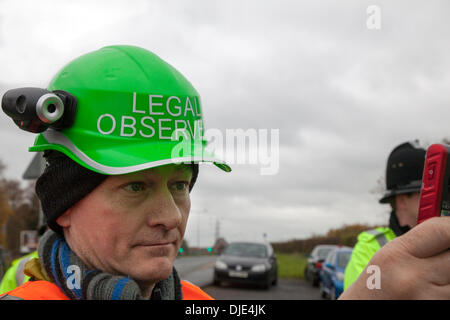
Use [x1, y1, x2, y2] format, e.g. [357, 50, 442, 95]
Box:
[1, 0, 450, 247]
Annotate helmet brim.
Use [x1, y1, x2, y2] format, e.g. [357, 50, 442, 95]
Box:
[379, 180, 422, 204]
[30, 129, 231, 175]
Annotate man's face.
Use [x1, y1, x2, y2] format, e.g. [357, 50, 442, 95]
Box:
[57, 164, 193, 284]
[395, 192, 420, 228]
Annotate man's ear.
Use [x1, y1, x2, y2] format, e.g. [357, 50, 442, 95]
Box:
[56, 209, 72, 228]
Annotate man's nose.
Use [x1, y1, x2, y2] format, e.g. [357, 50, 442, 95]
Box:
[145, 189, 182, 230]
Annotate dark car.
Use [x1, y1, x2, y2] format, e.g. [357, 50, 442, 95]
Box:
[304, 245, 337, 286]
[213, 242, 278, 289]
[319, 246, 353, 300]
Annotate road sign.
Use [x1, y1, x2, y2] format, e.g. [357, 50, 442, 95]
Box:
[22, 152, 45, 180]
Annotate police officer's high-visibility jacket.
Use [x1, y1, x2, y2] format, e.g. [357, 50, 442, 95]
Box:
[0, 251, 38, 294]
[344, 227, 396, 291]
[0, 258, 213, 300]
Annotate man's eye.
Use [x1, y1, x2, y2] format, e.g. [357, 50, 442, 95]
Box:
[123, 182, 146, 193]
[171, 181, 189, 192]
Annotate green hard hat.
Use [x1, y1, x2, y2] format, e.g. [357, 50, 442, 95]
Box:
[29, 45, 231, 175]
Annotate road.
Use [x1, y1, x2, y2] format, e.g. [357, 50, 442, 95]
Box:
[203, 279, 321, 300]
[174, 255, 322, 300]
[174, 255, 218, 288]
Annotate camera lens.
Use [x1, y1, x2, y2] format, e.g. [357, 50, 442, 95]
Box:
[36, 93, 64, 124]
[47, 104, 56, 113]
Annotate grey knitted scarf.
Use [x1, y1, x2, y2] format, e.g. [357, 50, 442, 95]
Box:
[37, 229, 183, 300]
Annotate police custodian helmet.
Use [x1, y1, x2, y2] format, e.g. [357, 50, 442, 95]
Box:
[379, 140, 426, 204]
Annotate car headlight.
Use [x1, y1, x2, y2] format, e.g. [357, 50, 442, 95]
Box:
[215, 260, 228, 270]
[251, 264, 267, 272]
[337, 272, 345, 282]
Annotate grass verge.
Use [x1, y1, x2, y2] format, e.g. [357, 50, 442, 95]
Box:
[276, 253, 307, 279]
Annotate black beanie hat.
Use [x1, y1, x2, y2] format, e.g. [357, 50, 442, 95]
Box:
[36, 151, 199, 235]
[36, 151, 108, 235]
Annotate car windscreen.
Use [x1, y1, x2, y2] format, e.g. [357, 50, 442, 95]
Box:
[337, 252, 352, 269]
[223, 243, 268, 258]
[316, 248, 333, 260]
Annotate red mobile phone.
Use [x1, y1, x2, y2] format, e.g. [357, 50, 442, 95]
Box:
[417, 144, 450, 224]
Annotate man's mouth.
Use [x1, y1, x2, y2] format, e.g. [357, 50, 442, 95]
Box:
[133, 239, 177, 248]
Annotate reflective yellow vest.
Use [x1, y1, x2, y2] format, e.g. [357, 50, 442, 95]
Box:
[0, 251, 39, 294]
[344, 227, 396, 291]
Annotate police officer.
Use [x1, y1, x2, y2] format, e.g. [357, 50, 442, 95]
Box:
[0, 226, 47, 294]
[344, 141, 426, 290]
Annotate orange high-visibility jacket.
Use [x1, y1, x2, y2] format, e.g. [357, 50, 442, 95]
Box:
[0, 280, 213, 300]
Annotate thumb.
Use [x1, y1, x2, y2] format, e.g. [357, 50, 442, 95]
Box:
[400, 216, 450, 258]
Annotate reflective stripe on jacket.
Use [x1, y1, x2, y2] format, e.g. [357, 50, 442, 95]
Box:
[0, 279, 213, 300]
[343, 227, 396, 291]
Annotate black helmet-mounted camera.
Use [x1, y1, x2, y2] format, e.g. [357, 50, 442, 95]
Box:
[1, 87, 77, 133]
